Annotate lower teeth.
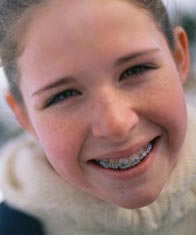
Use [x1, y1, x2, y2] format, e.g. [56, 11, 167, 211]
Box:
[95, 142, 152, 170]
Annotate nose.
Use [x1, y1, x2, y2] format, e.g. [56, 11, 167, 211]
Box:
[90, 93, 139, 143]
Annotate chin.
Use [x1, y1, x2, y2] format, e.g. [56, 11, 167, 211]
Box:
[111, 189, 162, 209]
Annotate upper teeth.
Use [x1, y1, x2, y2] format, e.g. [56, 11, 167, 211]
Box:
[95, 142, 152, 170]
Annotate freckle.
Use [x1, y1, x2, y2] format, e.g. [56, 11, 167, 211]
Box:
[120, 190, 125, 195]
[117, 186, 125, 194]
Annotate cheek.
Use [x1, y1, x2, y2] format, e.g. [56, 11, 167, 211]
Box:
[31, 113, 87, 177]
[139, 76, 187, 149]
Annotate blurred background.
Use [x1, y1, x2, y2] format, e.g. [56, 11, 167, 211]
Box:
[0, 0, 196, 202]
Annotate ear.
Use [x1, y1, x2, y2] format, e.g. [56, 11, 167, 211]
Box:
[5, 91, 37, 136]
[172, 26, 190, 85]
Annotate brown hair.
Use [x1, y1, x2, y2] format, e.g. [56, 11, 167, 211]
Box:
[0, 0, 174, 103]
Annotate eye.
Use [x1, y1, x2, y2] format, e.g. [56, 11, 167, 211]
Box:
[120, 64, 156, 81]
[45, 89, 82, 108]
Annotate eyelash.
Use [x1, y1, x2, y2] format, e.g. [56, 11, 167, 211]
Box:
[120, 64, 156, 81]
[45, 89, 81, 108]
[44, 64, 156, 108]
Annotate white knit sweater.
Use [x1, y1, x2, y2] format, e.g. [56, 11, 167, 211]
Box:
[0, 95, 196, 235]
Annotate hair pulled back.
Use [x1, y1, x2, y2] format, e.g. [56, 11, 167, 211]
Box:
[0, 0, 174, 103]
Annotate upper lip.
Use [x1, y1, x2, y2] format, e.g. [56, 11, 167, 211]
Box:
[90, 137, 156, 161]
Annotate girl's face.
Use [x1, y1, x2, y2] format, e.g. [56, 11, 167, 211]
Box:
[14, 0, 189, 208]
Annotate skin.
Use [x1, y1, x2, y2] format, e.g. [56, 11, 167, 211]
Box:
[7, 0, 189, 209]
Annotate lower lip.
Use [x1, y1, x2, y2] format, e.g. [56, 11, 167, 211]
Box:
[89, 138, 160, 180]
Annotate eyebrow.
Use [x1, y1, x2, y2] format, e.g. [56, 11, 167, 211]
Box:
[31, 77, 74, 97]
[115, 48, 161, 66]
[32, 48, 161, 97]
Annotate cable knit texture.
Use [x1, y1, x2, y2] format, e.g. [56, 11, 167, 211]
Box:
[0, 94, 196, 235]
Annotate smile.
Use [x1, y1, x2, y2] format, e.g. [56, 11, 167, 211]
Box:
[95, 142, 152, 170]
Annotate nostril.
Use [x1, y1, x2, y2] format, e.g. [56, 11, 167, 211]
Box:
[91, 118, 129, 141]
[90, 97, 139, 141]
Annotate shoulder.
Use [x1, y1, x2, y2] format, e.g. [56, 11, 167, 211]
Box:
[0, 202, 44, 235]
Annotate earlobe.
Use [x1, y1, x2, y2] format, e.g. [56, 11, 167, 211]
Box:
[5, 91, 37, 136]
[173, 26, 190, 85]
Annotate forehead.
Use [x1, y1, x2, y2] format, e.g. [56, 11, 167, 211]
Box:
[21, 0, 156, 50]
[18, 0, 164, 82]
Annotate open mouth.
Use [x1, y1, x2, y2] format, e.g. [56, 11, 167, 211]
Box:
[91, 138, 157, 171]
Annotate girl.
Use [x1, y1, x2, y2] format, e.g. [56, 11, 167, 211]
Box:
[0, 0, 195, 234]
